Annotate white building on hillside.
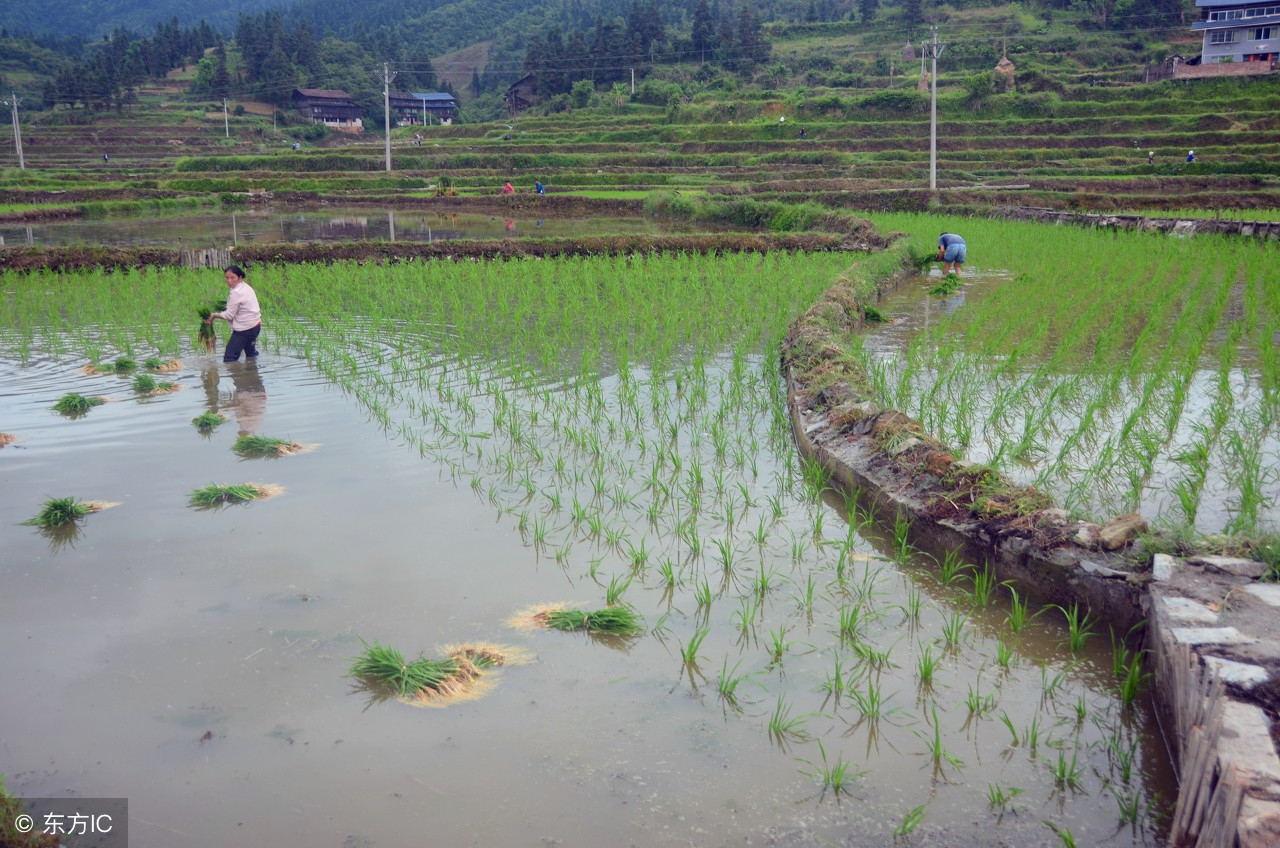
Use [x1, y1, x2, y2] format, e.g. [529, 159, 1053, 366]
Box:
[1193, 0, 1279, 64]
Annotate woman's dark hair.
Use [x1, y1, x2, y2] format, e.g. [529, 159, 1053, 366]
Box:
[224, 265, 246, 279]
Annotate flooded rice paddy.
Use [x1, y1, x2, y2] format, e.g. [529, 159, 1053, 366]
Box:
[861, 214, 1280, 537]
[2, 252, 1174, 847]
[0, 207, 723, 250]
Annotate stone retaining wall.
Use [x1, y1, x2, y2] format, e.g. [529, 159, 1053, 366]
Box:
[996, 205, 1280, 240]
[782, 250, 1280, 848]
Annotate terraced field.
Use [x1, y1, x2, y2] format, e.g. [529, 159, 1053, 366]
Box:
[4, 75, 1279, 217]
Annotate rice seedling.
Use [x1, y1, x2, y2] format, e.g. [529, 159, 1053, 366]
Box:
[679, 625, 709, 665]
[192, 411, 227, 430]
[822, 653, 850, 699]
[1045, 821, 1079, 848]
[916, 644, 940, 687]
[986, 784, 1024, 811]
[795, 572, 818, 613]
[604, 574, 632, 606]
[918, 706, 963, 773]
[541, 607, 645, 636]
[132, 373, 156, 392]
[999, 712, 1020, 746]
[52, 393, 105, 414]
[1107, 735, 1139, 784]
[893, 804, 926, 837]
[693, 579, 713, 608]
[937, 549, 971, 586]
[964, 682, 996, 716]
[716, 657, 757, 708]
[767, 695, 808, 742]
[797, 740, 865, 795]
[1005, 587, 1040, 634]
[1119, 652, 1151, 707]
[940, 611, 967, 647]
[188, 483, 273, 506]
[232, 434, 303, 457]
[23, 496, 96, 527]
[967, 565, 1007, 608]
[767, 627, 792, 665]
[1056, 604, 1096, 653]
[892, 512, 913, 561]
[851, 679, 897, 720]
[994, 639, 1014, 669]
[656, 557, 678, 587]
[1107, 783, 1150, 826]
[1050, 748, 1084, 790]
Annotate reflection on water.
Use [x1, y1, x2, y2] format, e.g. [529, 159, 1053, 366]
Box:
[0, 207, 729, 250]
[201, 359, 267, 435]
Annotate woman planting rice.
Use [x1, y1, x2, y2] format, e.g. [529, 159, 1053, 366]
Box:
[937, 232, 966, 276]
[205, 265, 262, 363]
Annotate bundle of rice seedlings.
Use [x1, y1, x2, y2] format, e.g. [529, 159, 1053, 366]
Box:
[112, 356, 136, 372]
[192, 411, 228, 430]
[23, 496, 100, 528]
[144, 357, 183, 372]
[929, 275, 962, 296]
[538, 606, 645, 636]
[188, 483, 275, 506]
[232, 434, 303, 457]
[349, 640, 508, 702]
[52, 393, 106, 414]
[196, 301, 226, 353]
[133, 373, 178, 395]
[0, 432, 15, 447]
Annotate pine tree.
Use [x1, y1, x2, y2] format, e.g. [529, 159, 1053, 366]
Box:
[692, 0, 714, 62]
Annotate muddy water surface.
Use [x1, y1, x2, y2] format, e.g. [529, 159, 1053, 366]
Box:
[2, 342, 1175, 847]
[0, 208, 723, 250]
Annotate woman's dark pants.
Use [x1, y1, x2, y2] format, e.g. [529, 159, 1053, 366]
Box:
[224, 324, 261, 362]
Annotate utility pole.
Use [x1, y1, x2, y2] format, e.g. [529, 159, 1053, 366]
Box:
[630, 68, 635, 94]
[5, 92, 24, 171]
[223, 98, 229, 138]
[382, 62, 396, 172]
[923, 27, 946, 191]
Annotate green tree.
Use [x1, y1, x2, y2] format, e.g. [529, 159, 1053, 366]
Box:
[571, 79, 594, 108]
[859, 0, 879, 24]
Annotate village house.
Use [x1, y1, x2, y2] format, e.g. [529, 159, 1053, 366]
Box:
[389, 92, 458, 125]
[1193, 0, 1279, 64]
[291, 88, 363, 132]
[505, 75, 537, 116]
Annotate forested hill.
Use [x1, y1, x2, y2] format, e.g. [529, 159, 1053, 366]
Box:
[0, 0, 287, 39]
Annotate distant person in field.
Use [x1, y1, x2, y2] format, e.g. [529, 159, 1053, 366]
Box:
[799, 128, 807, 139]
[535, 180, 545, 195]
[205, 265, 262, 362]
[501, 181, 515, 195]
[103, 154, 109, 163]
[937, 232, 967, 276]
[1148, 151, 1155, 165]
[1187, 150, 1195, 163]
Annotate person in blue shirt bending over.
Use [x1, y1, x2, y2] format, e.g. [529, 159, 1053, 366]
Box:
[535, 180, 546, 195]
[937, 232, 966, 276]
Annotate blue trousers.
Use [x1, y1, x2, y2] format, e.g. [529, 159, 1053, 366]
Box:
[224, 324, 261, 362]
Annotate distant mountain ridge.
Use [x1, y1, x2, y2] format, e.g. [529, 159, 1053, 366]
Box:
[1, 0, 290, 39]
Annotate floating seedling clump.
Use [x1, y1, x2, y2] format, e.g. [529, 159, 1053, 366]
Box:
[188, 482, 279, 507]
[524, 604, 645, 636]
[349, 639, 509, 704]
[23, 496, 106, 528]
[232, 434, 304, 457]
[0, 432, 15, 448]
[192, 411, 228, 431]
[132, 373, 178, 395]
[928, 275, 962, 296]
[144, 357, 183, 372]
[52, 393, 106, 414]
